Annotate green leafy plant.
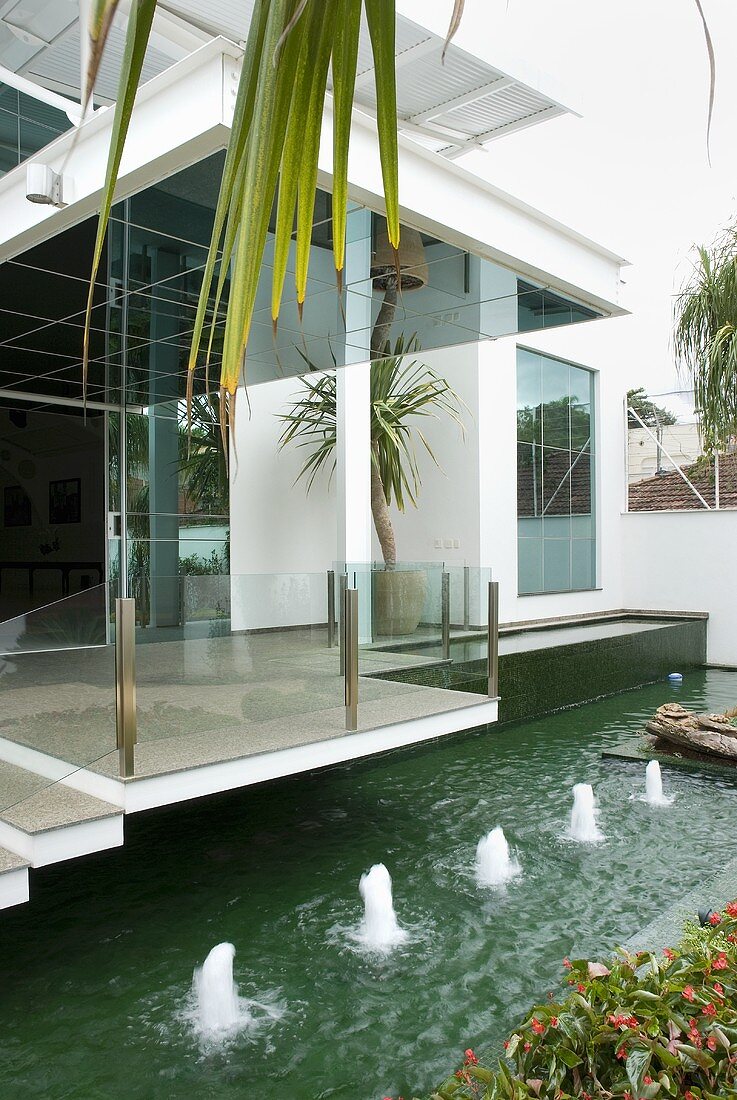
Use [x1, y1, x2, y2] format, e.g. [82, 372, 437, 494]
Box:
[675, 227, 737, 456]
[277, 335, 465, 564]
[627, 389, 678, 430]
[82, 0, 464, 442]
[428, 902, 737, 1100]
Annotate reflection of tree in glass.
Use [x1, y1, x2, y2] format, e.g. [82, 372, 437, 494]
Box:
[517, 395, 591, 452]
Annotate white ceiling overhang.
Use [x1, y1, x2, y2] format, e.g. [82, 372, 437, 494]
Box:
[1, 0, 576, 158]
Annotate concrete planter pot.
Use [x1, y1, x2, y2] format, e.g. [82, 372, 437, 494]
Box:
[373, 568, 427, 637]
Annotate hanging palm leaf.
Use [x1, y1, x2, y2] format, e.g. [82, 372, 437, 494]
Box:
[82, 2, 467, 438]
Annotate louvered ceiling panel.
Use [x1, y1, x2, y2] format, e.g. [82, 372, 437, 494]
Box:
[1, 2, 573, 159]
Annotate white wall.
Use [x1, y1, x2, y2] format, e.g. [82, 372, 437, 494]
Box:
[480, 321, 627, 626]
[622, 511, 737, 666]
[229, 375, 336, 630]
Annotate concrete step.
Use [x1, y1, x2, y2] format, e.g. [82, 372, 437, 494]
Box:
[0, 846, 29, 910]
[0, 761, 123, 870]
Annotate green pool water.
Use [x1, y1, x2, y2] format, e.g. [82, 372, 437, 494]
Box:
[2, 669, 737, 1100]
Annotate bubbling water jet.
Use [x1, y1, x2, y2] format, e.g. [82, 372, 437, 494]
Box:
[644, 759, 674, 806]
[357, 863, 408, 952]
[569, 782, 604, 843]
[475, 826, 521, 887]
[191, 942, 243, 1038]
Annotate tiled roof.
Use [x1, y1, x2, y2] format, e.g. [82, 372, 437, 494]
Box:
[628, 451, 737, 511]
[518, 448, 592, 517]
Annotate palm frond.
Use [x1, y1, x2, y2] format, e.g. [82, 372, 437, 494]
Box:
[675, 227, 737, 455]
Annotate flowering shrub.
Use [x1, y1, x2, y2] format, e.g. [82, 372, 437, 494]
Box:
[428, 901, 737, 1100]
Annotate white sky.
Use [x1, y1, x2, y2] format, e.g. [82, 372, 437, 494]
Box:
[432, 0, 737, 397]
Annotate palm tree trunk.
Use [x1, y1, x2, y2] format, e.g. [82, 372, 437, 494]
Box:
[370, 278, 399, 565]
[371, 443, 396, 566]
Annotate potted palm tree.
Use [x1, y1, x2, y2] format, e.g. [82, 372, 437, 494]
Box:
[277, 335, 465, 635]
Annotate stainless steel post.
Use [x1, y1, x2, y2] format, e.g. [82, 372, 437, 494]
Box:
[344, 586, 358, 731]
[441, 571, 450, 660]
[487, 580, 499, 698]
[463, 565, 470, 630]
[339, 572, 347, 675]
[327, 570, 336, 647]
[115, 597, 137, 777]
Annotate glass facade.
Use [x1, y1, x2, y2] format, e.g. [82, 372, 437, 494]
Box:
[517, 348, 596, 594]
[0, 151, 606, 620]
[0, 84, 72, 177]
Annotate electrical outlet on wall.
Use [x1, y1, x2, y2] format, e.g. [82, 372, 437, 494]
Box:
[444, 539, 452, 549]
[434, 538, 442, 549]
[453, 538, 460, 549]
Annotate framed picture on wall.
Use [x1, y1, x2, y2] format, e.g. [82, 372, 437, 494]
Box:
[3, 485, 32, 527]
[49, 478, 81, 524]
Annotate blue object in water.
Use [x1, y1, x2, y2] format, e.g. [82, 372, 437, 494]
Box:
[668, 672, 683, 682]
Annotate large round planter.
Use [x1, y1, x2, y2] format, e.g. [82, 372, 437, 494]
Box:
[373, 568, 427, 637]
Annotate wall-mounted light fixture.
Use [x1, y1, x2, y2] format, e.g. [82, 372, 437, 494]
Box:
[26, 163, 66, 208]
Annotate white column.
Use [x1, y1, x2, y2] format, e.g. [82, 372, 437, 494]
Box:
[336, 209, 372, 568]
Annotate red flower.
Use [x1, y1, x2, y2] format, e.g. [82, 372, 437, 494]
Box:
[623, 1091, 632, 1100]
[577, 983, 586, 994]
[644, 1076, 653, 1085]
[683, 985, 696, 1002]
[709, 911, 722, 926]
[663, 947, 676, 960]
[616, 1046, 628, 1060]
[531, 1018, 546, 1035]
[524, 1041, 531, 1052]
[714, 953, 728, 970]
[703, 1002, 717, 1017]
[708, 1035, 718, 1051]
[550, 1017, 559, 1028]
[725, 900, 737, 917]
[563, 957, 572, 969]
[503, 1040, 509, 1050]
[685, 1092, 697, 1100]
[714, 981, 725, 998]
[464, 1049, 478, 1066]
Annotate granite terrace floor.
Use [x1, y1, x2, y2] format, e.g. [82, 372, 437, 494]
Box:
[0, 626, 487, 785]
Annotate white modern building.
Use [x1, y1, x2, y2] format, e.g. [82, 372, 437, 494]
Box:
[0, 1, 731, 909]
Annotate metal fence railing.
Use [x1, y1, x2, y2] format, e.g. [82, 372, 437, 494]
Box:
[626, 389, 737, 512]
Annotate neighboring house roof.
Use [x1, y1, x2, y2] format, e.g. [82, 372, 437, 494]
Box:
[517, 447, 592, 517]
[628, 452, 737, 511]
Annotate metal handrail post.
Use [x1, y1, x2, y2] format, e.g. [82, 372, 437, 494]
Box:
[327, 570, 336, 647]
[115, 597, 137, 777]
[441, 571, 450, 660]
[487, 580, 499, 698]
[344, 586, 359, 731]
[463, 565, 470, 630]
[339, 572, 347, 675]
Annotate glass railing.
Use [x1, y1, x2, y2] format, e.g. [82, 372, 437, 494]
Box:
[0, 569, 497, 789]
[0, 586, 118, 821]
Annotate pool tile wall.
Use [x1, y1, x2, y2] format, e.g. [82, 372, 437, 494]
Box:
[374, 619, 707, 724]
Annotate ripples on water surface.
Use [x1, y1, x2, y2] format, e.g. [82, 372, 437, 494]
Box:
[1, 670, 736, 1099]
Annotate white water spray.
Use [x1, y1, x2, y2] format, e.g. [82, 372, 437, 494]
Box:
[644, 760, 674, 806]
[569, 783, 604, 843]
[191, 942, 242, 1038]
[357, 864, 407, 952]
[475, 826, 521, 887]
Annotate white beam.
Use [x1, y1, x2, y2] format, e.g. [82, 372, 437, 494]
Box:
[352, 34, 436, 90]
[0, 63, 83, 122]
[0, 38, 240, 263]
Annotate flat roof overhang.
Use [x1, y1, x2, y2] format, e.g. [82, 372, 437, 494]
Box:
[0, 37, 628, 320]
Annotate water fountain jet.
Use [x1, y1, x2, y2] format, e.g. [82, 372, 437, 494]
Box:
[569, 783, 604, 843]
[357, 864, 407, 952]
[644, 759, 674, 806]
[475, 826, 521, 887]
[192, 942, 242, 1038]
